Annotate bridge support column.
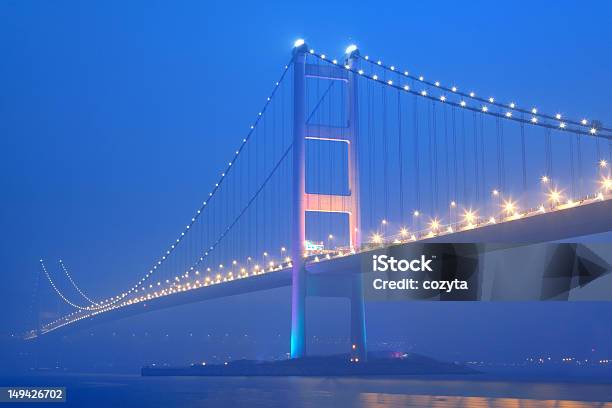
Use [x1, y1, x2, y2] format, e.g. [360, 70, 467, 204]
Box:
[350, 275, 367, 361]
[290, 40, 308, 359]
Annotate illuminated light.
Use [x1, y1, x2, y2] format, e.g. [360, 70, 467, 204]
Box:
[482, 106, 488, 112]
[566, 199, 576, 206]
[403, 85, 410, 91]
[372, 74, 378, 80]
[559, 122, 566, 129]
[390, 66, 395, 71]
[509, 102, 516, 108]
[463, 209, 477, 223]
[413, 210, 420, 216]
[381, 219, 387, 225]
[451, 86, 457, 92]
[400, 228, 409, 237]
[328, 234, 334, 239]
[320, 54, 326, 59]
[450, 201, 457, 207]
[460, 100, 467, 107]
[597, 192, 605, 200]
[469, 92, 475, 97]
[377, 60, 382, 65]
[429, 218, 440, 231]
[505, 112, 512, 118]
[446, 226, 453, 233]
[581, 119, 588, 125]
[440, 95, 446, 102]
[293, 39, 305, 48]
[410, 234, 417, 241]
[590, 127, 597, 135]
[345, 44, 358, 54]
[599, 159, 608, 168]
[555, 113, 562, 119]
[531, 108, 537, 114]
[488, 217, 496, 224]
[434, 81, 440, 87]
[372, 233, 383, 244]
[488, 97, 495, 103]
[503, 199, 516, 215]
[404, 71, 409, 76]
[387, 80, 393, 85]
[541, 175, 549, 184]
[309, 49, 315, 54]
[421, 90, 427, 96]
[344, 65, 350, 69]
[548, 189, 562, 204]
[358, 69, 364, 75]
[281, 247, 286, 252]
[332, 59, 338, 64]
[531, 117, 538, 123]
[419, 76, 424, 81]
[364, 55, 369, 60]
[538, 205, 546, 213]
[600, 177, 612, 191]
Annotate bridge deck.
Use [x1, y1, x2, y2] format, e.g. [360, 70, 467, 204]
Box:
[38, 199, 612, 337]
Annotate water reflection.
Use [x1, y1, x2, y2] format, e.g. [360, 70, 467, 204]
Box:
[360, 393, 612, 408]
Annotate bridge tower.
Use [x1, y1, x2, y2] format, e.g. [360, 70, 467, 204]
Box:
[291, 41, 366, 360]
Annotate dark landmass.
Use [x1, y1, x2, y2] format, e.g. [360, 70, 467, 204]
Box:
[142, 351, 476, 377]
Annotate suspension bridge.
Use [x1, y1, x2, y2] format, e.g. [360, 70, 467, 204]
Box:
[31, 40, 612, 362]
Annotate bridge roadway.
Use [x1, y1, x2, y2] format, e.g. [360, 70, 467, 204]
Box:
[40, 198, 612, 336]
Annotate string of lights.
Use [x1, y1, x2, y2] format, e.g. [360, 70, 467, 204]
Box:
[190, 144, 293, 271]
[308, 49, 610, 138]
[357, 53, 612, 134]
[50, 56, 297, 311]
[59, 260, 99, 306]
[38, 259, 92, 310]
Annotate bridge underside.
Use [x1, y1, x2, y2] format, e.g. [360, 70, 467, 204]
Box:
[42, 199, 612, 337]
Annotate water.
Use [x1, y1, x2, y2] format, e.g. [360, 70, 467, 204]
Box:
[2, 374, 611, 407]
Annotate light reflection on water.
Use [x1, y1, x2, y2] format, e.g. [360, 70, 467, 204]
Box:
[360, 393, 612, 408]
[2, 375, 611, 407]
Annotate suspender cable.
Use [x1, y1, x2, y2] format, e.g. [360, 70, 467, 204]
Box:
[480, 114, 485, 208]
[520, 116, 527, 192]
[473, 112, 479, 203]
[444, 104, 450, 213]
[432, 102, 439, 216]
[428, 101, 434, 214]
[383, 76, 389, 222]
[398, 83, 404, 226]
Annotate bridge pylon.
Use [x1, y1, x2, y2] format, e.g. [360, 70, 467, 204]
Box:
[290, 41, 366, 361]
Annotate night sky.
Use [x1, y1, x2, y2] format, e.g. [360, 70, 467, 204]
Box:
[1, 0, 612, 370]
